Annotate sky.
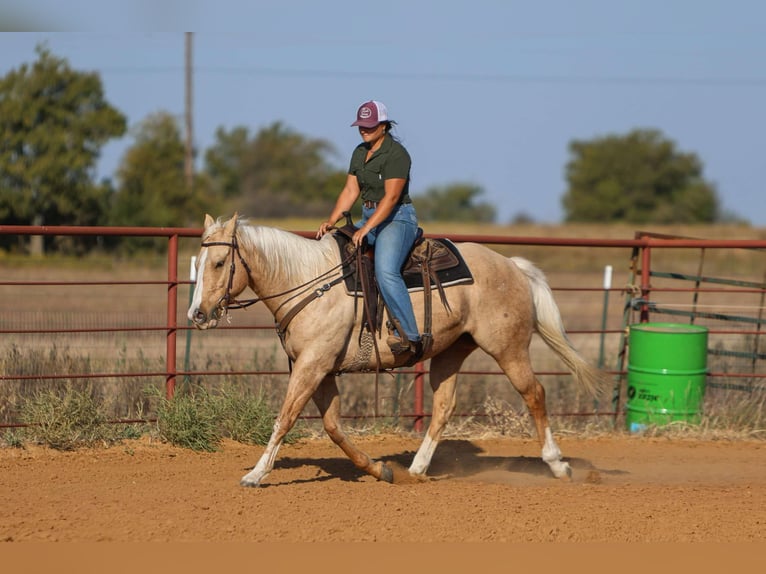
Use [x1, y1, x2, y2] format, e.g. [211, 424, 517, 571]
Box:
[2, 1, 765, 226]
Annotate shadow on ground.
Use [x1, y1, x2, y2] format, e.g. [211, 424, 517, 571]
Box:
[263, 438, 628, 486]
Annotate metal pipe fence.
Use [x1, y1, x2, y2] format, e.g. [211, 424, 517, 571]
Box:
[2, 224, 765, 430]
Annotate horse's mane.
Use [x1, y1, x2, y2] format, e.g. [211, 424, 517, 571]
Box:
[206, 217, 340, 284]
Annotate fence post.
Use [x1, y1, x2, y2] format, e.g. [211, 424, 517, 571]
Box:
[598, 265, 612, 370]
[166, 234, 179, 399]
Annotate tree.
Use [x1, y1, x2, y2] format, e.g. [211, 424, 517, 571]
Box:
[110, 111, 208, 235]
[203, 126, 249, 201]
[203, 121, 346, 218]
[0, 45, 126, 253]
[562, 129, 720, 223]
[414, 183, 496, 223]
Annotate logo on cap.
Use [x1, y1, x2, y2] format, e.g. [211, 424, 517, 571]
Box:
[351, 100, 388, 128]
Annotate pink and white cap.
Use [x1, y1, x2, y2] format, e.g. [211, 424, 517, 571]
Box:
[351, 100, 389, 128]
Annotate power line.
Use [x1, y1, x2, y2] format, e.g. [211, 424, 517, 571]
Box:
[97, 65, 766, 88]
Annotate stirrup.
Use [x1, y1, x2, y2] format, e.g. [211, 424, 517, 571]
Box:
[400, 339, 424, 367]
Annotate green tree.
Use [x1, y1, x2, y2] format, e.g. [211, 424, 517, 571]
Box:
[203, 126, 249, 201]
[415, 183, 497, 223]
[203, 121, 345, 218]
[111, 111, 206, 227]
[562, 129, 720, 223]
[0, 45, 126, 253]
[109, 111, 210, 251]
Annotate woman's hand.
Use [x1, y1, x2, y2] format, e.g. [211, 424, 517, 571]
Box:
[352, 227, 369, 247]
[316, 221, 334, 239]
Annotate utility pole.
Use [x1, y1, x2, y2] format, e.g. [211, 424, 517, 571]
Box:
[183, 33, 195, 389]
[184, 32, 194, 195]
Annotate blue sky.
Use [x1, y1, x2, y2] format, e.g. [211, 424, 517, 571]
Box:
[2, 1, 765, 225]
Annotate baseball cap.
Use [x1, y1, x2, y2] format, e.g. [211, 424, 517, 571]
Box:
[351, 100, 388, 128]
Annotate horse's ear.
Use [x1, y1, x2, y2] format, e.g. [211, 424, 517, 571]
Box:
[223, 212, 238, 234]
[204, 214, 215, 228]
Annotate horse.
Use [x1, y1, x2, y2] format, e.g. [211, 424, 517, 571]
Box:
[188, 213, 607, 487]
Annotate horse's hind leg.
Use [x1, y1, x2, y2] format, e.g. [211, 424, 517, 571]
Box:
[496, 352, 571, 479]
[312, 374, 393, 483]
[409, 337, 476, 476]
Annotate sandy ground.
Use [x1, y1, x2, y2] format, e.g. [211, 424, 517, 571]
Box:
[1, 434, 764, 543]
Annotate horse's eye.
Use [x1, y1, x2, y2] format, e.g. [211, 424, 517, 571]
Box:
[215, 260, 226, 269]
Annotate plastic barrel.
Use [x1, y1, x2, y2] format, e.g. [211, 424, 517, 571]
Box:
[626, 322, 708, 433]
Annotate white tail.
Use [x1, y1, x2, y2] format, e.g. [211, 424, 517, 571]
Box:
[510, 256, 608, 397]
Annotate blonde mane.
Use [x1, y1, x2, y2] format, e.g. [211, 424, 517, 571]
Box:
[206, 217, 340, 285]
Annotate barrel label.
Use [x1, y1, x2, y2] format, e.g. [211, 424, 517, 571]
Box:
[627, 385, 659, 402]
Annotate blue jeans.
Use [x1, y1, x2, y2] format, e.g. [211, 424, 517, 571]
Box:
[358, 202, 420, 342]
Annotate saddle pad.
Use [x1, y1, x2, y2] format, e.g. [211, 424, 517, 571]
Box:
[333, 234, 474, 296]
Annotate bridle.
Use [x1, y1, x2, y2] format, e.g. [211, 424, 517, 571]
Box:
[200, 231, 254, 316]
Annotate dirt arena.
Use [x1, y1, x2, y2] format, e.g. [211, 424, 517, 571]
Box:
[1, 434, 764, 543]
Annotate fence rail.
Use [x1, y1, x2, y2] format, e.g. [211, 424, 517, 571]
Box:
[2, 224, 765, 430]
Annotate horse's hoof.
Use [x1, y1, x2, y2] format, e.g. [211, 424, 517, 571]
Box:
[551, 461, 572, 480]
[240, 477, 261, 488]
[378, 463, 394, 484]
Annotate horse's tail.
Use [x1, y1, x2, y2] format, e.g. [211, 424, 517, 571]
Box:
[510, 256, 609, 397]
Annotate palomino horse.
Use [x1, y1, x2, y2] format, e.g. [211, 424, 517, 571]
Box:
[188, 213, 606, 487]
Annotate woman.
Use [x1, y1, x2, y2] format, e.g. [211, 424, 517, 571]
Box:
[317, 100, 422, 362]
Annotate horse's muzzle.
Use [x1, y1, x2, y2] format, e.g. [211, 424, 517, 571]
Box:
[190, 308, 219, 330]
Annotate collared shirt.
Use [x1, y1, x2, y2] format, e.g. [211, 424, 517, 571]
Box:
[348, 133, 412, 203]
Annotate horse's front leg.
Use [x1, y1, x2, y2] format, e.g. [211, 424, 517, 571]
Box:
[240, 361, 325, 487]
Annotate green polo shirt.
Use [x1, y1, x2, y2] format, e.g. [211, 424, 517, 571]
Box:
[348, 134, 412, 203]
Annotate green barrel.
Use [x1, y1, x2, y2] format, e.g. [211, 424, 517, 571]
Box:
[626, 322, 708, 433]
